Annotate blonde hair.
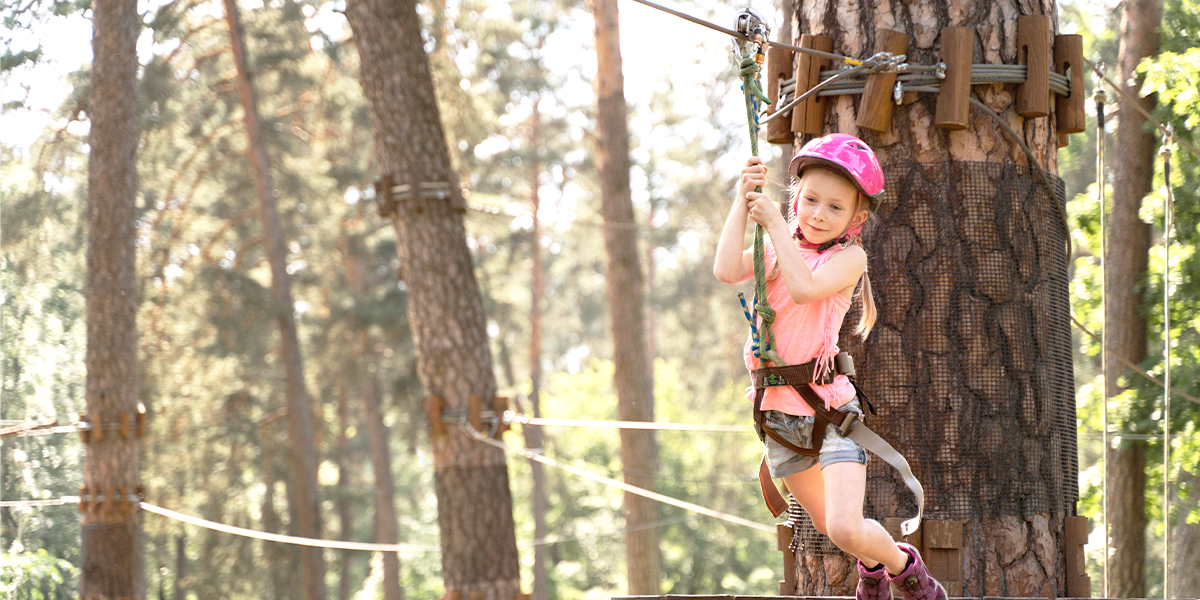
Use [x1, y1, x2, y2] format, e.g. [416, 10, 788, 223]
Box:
[764, 170, 877, 339]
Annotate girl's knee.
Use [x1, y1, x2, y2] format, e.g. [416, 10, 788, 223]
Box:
[810, 515, 828, 536]
[824, 517, 864, 549]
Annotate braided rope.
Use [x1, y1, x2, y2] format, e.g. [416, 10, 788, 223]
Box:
[738, 54, 783, 367]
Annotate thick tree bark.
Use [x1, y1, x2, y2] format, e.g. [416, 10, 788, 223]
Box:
[527, 108, 552, 600]
[360, 344, 403, 600]
[1106, 0, 1160, 596]
[788, 0, 1075, 595]
[344, 0, 521, 597]
[593, 0, 661, 594]
[222, 2, 327, 598]
[81, 0, 143, 596]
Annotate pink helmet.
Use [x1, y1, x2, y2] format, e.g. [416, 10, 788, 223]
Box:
[788, 133, 884, 210]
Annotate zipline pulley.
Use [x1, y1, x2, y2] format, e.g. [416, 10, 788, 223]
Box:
[732, 7, 771, 64]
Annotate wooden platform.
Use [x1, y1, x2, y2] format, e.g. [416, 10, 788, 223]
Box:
[613, 596, 1122, 599]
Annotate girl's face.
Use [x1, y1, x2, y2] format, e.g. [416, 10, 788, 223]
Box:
[793, 168, 869, 245]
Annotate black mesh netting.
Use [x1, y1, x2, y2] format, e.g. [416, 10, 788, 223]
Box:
[789, 161, 1077, 555]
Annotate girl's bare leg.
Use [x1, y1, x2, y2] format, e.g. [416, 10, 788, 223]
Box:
[781, 464, 827, 534]
[819, 461, 907, 573]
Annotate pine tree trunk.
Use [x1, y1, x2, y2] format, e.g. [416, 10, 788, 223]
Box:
[1170, 516, 1200, 598]
[1108, 440, 1146, 596]
[1106, 0, 1160, 595]
[344, 0, 522, 596]
[81, 0, 143, 596]
[789, 0, 1076, 595]
[222, 2, 327, 598]
[593, 0, 661, 594]
[336, 384, 355, 600]
[175, 535, 187, 600]
[527, 109, 552, 600]
[360, 343, 403, 600]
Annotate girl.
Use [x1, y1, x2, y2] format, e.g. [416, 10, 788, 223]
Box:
[713, 134, 946, 600]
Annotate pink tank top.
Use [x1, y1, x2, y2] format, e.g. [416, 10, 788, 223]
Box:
[742, 243, 858, 416]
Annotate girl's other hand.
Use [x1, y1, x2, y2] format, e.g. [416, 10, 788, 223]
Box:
[737, 157, 767, 203]
[746, 191, 786, 231]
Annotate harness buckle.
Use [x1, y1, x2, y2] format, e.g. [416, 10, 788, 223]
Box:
[838, 410, 860, 436]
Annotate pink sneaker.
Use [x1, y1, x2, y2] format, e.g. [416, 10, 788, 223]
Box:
[856, 560, 892, 600]
[890, 543, 947, 600]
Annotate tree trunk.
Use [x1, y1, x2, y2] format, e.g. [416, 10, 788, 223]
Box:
[360, 340, 403, 600]
[527, 108, 552, 600]
[175, 535, 187, 600]
[344, 1, 522, 597]
[221, 3, 327, 598]
[1170, 508, 1200, 598]
[593, 0, 661, 594]
[81, 0, 143, 596]
[336, 384, 355, 600]
[789, 1, 1076, 595]
[1106, 0, 1160, 595]
[1108, 440, 1146, 596]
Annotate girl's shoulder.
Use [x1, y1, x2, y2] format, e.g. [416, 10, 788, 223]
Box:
[822, 243, 868, 271]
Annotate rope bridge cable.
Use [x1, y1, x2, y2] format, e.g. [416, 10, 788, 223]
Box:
[139, 502, 442, 553]
[0, 497, 82, 508]
[464, 424, 776, 534]
[1085, 58, 1200, 161]
[506, 412, 753, 432]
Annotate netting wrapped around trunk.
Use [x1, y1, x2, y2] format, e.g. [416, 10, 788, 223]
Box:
[791, 161, 1076, 555]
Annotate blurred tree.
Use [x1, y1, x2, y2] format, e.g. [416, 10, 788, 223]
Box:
[1105, 0, 1162, 595]
[220, 1, 326, 596]
[344, 0, 522, 596]
[80, 0, 143, 597]
[592, 0, 661, 593]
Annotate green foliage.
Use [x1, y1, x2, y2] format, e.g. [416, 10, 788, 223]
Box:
[0, 549, 77, 600]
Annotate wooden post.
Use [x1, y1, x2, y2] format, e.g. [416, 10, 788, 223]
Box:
[792, 35, 833, 136]
[765, 45, 796, 144]
[934, 27, 973, 130]
[492, 396, 510, 434]
[922, 520, 964, 597]
[468, 394, 483, 433]
[1055, 34, 1086, 134]
[1065, 516, 1092, 597]
[856, 29, 910, 132]
[776, 524, 796, 595]
[1016, 15, 1051, 118]
[426, 395, 446, 438]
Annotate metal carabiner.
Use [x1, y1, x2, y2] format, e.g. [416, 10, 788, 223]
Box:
[731, 7, 772, 64]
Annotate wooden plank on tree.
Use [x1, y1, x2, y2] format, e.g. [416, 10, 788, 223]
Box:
[935, 27, 973, 130]
[1065, 515, 1091, 598]
[1016, 15, 1051, 117]
[856, 29, 910, 132]
[923, 519, 963, 549]
[765, 45, 796, 144]
[792, 35, 833, 136]
[1055, 34, 1086, 134]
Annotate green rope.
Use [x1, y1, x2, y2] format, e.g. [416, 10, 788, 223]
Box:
[739, 54, 784, 367]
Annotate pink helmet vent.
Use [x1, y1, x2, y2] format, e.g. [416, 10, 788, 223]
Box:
[788, 133, 885, 204]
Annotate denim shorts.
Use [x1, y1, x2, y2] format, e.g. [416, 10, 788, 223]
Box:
[763, 398, 867, 478]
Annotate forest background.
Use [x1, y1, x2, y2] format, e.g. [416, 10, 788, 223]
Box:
[1, 0, 1198, 597]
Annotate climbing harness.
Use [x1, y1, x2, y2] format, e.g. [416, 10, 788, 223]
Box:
[750, 351, 925, 536]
